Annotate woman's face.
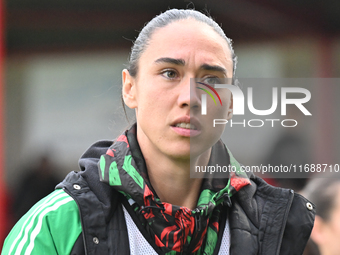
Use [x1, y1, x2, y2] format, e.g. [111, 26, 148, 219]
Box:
[311, 185, 340, 255]
[123, 19, 233, 160]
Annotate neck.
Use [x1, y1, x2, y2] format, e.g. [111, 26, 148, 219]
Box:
[138, 139, 211, 210]
[145, 152, 210, 210]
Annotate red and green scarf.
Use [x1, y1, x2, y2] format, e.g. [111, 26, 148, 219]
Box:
[98, 125, 250, 254]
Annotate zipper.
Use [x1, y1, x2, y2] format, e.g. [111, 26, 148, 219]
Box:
[194, 208, 203, 232]
[183, 208, 203, 253]
[275, 189, 294, 255]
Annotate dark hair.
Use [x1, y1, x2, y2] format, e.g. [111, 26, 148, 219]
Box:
[302, 175, 340, 255]
[303, 175, 340, 221]
[127, 9, 237, 78]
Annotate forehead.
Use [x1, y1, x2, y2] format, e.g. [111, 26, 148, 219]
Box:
[140, 19, 233, 70]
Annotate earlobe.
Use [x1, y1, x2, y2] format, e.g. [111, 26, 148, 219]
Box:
[122, 69, 138, 109]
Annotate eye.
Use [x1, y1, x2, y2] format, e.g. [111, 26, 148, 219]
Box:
[204, 77, 221, 85]
[202, 76, 222, 85]
[161, 69, 178, 80]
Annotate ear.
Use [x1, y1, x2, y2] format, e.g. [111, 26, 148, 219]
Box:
[310, 215, 327, 246]
[226, 93, 233, 120]
[122, 69, 137, 109]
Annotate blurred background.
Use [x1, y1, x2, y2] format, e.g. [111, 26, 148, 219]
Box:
[1, 0, 340, 252]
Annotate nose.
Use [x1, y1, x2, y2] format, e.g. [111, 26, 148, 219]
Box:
[177, 77, 200, 112]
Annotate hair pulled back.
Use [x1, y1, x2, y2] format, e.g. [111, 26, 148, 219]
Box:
[303, 175, 340, 221]
[127, 9, 237, 78]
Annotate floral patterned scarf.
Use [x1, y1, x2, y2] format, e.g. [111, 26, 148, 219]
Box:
[98, 124, 250, 254]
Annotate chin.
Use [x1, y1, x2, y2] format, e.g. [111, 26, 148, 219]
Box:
[191, 136, 220, 154]
[168, 147, 191, 159]
[167, 152, 191, 161]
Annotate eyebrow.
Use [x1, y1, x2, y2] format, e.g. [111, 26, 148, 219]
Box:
[154, 57, 227, 75]
[199, 64, 227, 75]
[154, 57, 185, 66]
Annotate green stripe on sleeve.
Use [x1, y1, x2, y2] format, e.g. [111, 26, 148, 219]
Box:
[2, 189, 82, 255]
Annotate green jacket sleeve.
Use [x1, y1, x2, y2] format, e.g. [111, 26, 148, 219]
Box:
[2, 189, 82, 255]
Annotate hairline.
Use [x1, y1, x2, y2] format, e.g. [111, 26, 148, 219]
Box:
[129, 13, 236, 79]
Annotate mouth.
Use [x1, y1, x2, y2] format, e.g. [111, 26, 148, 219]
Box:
[171, 117, 201, 137]
[174, 122, 197, 130]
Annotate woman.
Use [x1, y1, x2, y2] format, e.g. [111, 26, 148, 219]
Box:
[2, 9, 314, 255]
[303, 175, 340, 255]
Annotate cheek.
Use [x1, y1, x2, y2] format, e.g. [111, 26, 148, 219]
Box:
[135, 84, 156, 107]
[333, 215, 340, 236]
[212, 92, 232, 119]
[324, 211, 340, 245]
[135, 90, 172, 122]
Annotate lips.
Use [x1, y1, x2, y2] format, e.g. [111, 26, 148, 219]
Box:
[171, 116, 202, 137]
[175, 122, 197, 130]
[171, 116, 201, 131]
